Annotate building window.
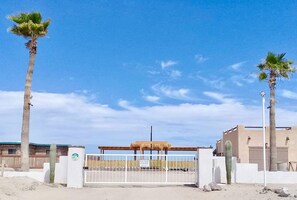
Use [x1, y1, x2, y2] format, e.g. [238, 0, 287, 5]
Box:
[46, 150, 50, 155]
[8, 149, 17, 155]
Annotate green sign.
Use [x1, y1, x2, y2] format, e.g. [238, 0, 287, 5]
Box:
[71, 153, 79, 161]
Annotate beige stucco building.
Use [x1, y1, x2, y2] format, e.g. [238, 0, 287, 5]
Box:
[216, 125, 297, 170]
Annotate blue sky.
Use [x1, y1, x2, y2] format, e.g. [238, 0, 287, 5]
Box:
[1, 1, 297, 152]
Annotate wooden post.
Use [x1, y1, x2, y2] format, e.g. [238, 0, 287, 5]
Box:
[49, 144, 57, 183]
[140, 145, 143, 160]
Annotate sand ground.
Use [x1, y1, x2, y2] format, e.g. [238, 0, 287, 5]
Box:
[1, 177, 297, 200]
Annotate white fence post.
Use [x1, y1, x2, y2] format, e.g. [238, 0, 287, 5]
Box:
[125, 155, 128, 183]
[67, 146, 85, 188]
[196, 148, 213, 188]
[165, 155, 168, 183]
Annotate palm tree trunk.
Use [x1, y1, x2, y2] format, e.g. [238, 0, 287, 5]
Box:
[21, 40, 37, 171]
[269, 78, 277, 171]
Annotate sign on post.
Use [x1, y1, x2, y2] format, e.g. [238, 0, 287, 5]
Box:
[139, 160, 150, 168]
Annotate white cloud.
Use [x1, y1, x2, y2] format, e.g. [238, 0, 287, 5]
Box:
[195, 54, 208, 64]
[195, 75, 225, 89]
[231, 74, 257, 87]
[281, 90, 297, 100]
[143, 95, 160, 103]
[170, 70, 182, 78]
[249, 73, 258, 79]
[147, 70, 160, 75]
[1, 91, 297, 152]
[152, 84, 192, 100]
[233, 80, 243, 87]
[160, 60, 177, 69]
[118, 99, 131, 108]
[230, 61, 247, 70]
[203, 91, 237, 104]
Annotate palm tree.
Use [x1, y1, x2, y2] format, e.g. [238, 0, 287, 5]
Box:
[257, 52, 294, 171]
[8, 12, 50, 171]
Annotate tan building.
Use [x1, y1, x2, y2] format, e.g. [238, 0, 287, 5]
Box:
[216, 125, 297, 170]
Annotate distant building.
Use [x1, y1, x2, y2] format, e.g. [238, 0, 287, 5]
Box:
[215, 125, 297, 170]
[0, 142, 68, 156]
[0, 142, 69, 169]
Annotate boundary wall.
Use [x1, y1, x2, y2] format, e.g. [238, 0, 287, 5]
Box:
[3, 148, 297, 187]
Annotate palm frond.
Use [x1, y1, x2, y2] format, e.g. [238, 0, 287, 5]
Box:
[257, 63, 266, 70]
[277, 53, 286, 61]
[259, 72, 267, 80]
[8, 12, 50, 39]
[279, 71, 289, 78]
[43, 19, 50, 30]
[28, 12, 42, 24]
[256, 52, 294, 81]
[266, 52, 277, 64]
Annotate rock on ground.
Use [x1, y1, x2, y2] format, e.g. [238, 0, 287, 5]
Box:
[209, 182, 222, 191]
[203, 184, 212, 192]
[278, 187, 290, 197]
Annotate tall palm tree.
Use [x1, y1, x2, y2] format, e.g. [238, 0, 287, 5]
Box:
[257, 52, 294, 171]
[8, 12, 50, 171]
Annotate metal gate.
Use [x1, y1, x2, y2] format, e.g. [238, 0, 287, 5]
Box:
[84, 154, 197, 184]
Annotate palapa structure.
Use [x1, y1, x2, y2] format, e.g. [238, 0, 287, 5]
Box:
[98, 141, 210, 160]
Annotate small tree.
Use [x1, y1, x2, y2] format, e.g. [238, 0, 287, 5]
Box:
[8, 12, 50, 171]
[257, 52, 294, 171]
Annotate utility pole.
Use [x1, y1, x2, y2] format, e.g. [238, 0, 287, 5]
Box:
[260, 91, 267, 187]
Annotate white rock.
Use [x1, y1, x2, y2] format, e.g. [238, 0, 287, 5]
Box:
[209, 182, 222, 191]
[279, 187, 290, 197]
[203, 184, 211, 192]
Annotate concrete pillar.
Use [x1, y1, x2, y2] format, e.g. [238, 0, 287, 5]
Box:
[67, 146, 85, 188]
[197, 148, 213, 188]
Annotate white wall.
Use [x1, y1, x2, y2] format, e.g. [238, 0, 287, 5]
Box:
[213, 157, 237, 184]
[235, 163, 297, 184]
[43, 156, 68, 184]
[4, 156, 68, 184]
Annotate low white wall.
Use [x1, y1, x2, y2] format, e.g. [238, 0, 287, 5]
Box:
[235, 163, 260, 183]
[43, 156, 68, 184]
[235, 163, 297, 184]
[55, 156, 68, 184]
[213, 157, 237, 184]
[4, 156, 69, 184]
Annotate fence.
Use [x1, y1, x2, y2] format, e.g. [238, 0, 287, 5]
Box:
[84, 154, 197, 184]
[0, 155, 59, 169]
